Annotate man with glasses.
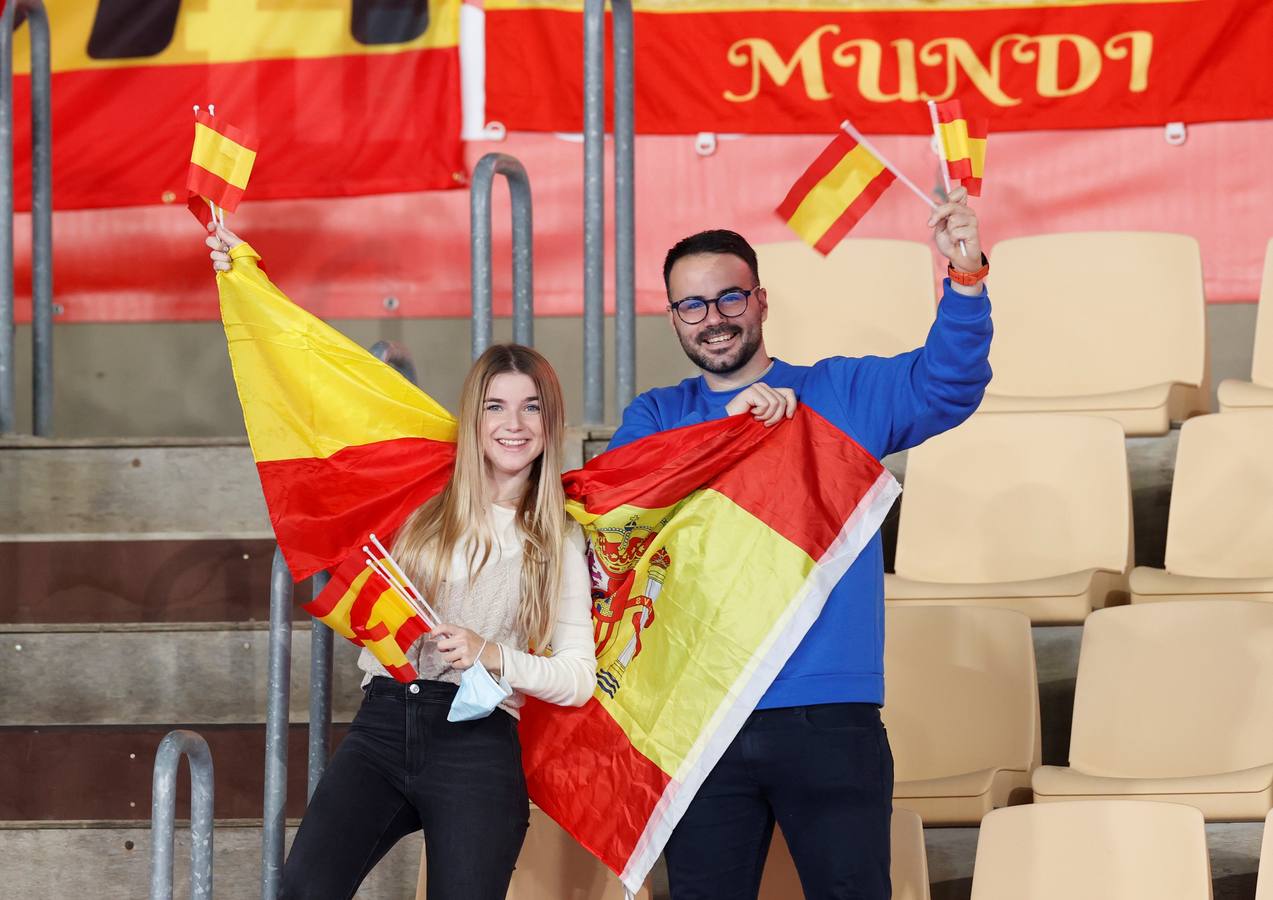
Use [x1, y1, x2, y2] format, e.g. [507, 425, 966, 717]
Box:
[609, 188, 992, 900]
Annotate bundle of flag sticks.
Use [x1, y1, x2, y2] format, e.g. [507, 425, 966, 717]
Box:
[362, 533, 442, 631]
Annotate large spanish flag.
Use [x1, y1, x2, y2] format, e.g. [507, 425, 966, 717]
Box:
[521, 409, 900, 893]
[217, 243, 458, 583]
[776, 130, 896, 254]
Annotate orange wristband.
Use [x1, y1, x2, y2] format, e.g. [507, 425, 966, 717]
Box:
[948, 253, 989, 286]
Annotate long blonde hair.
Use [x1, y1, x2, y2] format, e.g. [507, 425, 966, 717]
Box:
[393, 344, 567, 650]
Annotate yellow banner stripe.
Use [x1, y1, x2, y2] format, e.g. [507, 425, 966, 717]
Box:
[15, 0, 461, 76]
[485, 0, 1196, 12]
[192, 122, 256, 190]
[219, 245, 457, 463]
[584, 490, 814, 776]
[784, 143, 886, 246]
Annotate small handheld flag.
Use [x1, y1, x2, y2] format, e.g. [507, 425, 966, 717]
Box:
[775, 130, 897, 254]
[932, 99, 988, 197]
[187, 108, 259, 225]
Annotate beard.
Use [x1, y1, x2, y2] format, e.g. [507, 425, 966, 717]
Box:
[678, 322, 763, 375]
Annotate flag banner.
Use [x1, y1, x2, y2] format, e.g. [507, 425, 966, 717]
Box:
[776, 130, 896, 253]
[519, 410, 901, 893]
[187, 111, 259, 224]
[486, 0, 1273, 135]
[216, 243, 458, 582]
[10, 0, 463, 212]
[934, 100, 988, 196]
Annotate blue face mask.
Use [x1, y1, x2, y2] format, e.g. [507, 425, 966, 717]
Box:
[448, 642, 513, 722]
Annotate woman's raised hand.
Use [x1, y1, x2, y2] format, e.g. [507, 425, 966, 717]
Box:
[205, 221, 244, 273]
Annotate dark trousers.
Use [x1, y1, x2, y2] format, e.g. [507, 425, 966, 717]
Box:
[663, 703, 894, 900]
[281, 678, 529, 900]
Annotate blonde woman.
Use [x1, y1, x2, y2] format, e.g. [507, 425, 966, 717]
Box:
[207, 225, 597, 900]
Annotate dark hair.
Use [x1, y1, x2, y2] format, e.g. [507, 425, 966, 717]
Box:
[662, 229, 759, 296]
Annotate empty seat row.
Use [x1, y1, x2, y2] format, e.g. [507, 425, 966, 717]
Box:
[884, 600, 1273, 825]
[760, 234, 1273, 435]
[884, 410, 1273, 624]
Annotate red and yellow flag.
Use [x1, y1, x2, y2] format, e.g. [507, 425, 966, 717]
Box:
[935, 100, 989, 197]
[217, 243, 458, 674]
[521, 409, 900, 893]
[187, 111, 259, 225]
[776, 131, 896, 254]
[217, 243, 457, 581]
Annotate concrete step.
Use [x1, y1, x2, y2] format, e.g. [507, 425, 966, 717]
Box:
[0, 625, 366, 726]
[0, 724, 348, 821]
[0, 821, 421, 899]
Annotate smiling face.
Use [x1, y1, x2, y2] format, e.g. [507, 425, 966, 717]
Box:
[481, 371, 545, 482]
[666, 251, 768, 378]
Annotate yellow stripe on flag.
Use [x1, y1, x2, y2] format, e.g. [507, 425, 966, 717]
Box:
[938, 119, 972, 163]
[967, 136, 987, 177]
[316, 564, 420, 672]
[784, 144, 887, 248]
[585, 491, 816, 777]
[192, 122, 257, 189]
[218, 245, 457, 462]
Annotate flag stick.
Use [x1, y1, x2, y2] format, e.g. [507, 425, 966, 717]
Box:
[925, 102, 969, 258]
[369, 533, 444, 625]
[364, 551, 439, 629]
[839, 120, 935, 211]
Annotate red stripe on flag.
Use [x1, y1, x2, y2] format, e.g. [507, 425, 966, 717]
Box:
[945, 158, 974, 181]
[564, 415, 764, 513]
[934, 99, 966, 124]
[962, 177, 983, 197]
[384, 661, 419, 682]
[395, 613, 429, 652]
[348, 580, 392, 642]
[967, 117, 990, 140]
[708, 405, 888, 560]
[186, 164, 247, 212]
[811, 168, 897, 255]
[775, 132, 859, 222]
[520, 696, 671, 875]
[258, 436, 455, 580]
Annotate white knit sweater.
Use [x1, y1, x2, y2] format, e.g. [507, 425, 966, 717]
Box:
[358, 504, 597, 716]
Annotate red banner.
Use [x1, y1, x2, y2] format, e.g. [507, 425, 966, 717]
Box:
[486, 0, 1273, 134]
[10, 0, 464, 211]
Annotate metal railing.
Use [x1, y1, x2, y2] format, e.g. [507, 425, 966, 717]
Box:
[150, 730, 215, 900]
[470, 152, 534, 360]
[0, 0, 52, 436]
[583, 0, 635, 423]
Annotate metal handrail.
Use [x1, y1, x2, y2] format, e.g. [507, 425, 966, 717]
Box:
[0, 0, 53, 436]
[470, 152, 534, 359]
[150, 730, 215, 900]
[583, 0, 636, 424]
[261, 547, 293, 899]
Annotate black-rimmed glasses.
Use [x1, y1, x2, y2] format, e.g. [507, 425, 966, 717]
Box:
[668, 288, 758, 325]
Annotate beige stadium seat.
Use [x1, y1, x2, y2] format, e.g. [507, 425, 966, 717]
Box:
[760, 808, 930, 900]
[979, 231, 1210, 435]
[757, 238, 936, 363]
[1257, 810, 1273, 900]
[1218, 237, 1273, 411]
[970, 800, 1213, 900]
[886, 413, 1132, 625]
[883, 605, 1039, 825]
[1130, 412, 1273, 604]
[415, 805, 651, 900]
[1032, 600, 1273, 820]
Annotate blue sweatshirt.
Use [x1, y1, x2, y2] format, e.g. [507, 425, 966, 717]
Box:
[608, 280, 993, 708]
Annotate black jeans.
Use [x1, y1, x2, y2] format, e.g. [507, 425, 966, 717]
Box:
[663, 703, 894, 900]
[281, 678, 530, 900]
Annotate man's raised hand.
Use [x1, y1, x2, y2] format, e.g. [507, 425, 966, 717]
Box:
[724, 383, 796, 426]
[927, 185, 982, 274]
